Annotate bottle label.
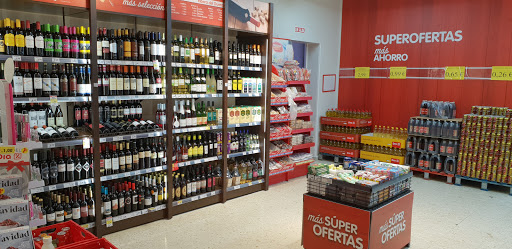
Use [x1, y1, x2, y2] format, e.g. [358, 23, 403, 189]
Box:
[25, 36, 34, 49]
[130, 78, 137, 90]
[78, 83, 86, 95]
[143, 79, 149, 88]
[111, 199, 118, 211]
[117, 78, 123, 91]
[42, 78, 51, 92]
[105, 158, 112, 170]
[15, 34, 25, 48]
[110, 43, 117, 54]
[54, 39, 63, 52]
[110, 78, 117, 90]
[0, 40, 4, 53]
[119, 156, 126, 166]
[47, 212, 56, 223]
[67, 163, 74, 172]
[104, 202, 111, 215]
[71, 40, 79, 53]
[150, 83, 157, 94]
[13, 76, 23, 95]
[89, 207, 95, 218]
[79, 40, 87, 54]
[58, 163, 66, 172]
[80, 206, 88, 218]
[144, 197, 152, 206]
[124, 41, 131, 57]
[45, 38, 54, 52]
[126, 155, 132, 164]
[62, 39, 70, 52]
[51, 78, 59, 92]
[124, 78, 130, 90]
[102, 41, 109, 53]
[22, 77, 33, 94]
[112, 158, 119, 170]
[35, 36, 44, 49]
[4, 34, 14, 47]
[137, 79, 143, 92]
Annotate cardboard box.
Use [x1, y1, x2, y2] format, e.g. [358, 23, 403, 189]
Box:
[253, 106, 262, 122]
[0, 198, 29, 229]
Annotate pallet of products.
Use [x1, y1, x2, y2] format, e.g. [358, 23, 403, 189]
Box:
[319, 109, 372, 161]
[455, 106, 512, 194]
[360, 126, 407, 164]
[307, 160, 412, 208]
[405, 100, 461, 181]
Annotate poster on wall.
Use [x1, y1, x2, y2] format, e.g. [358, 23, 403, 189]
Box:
[272, 38, 295, 68]
[228, 0, 269, 33]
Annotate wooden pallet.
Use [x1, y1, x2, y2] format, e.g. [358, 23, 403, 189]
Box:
[455, 175, 512, 195]
[410, 167, 455, 184]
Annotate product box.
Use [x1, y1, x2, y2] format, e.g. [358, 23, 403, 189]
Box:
[216, 108, 222, 125]
[240, 106, 249, 124]
[0, 199, 29, 229]
[0, 175, 23, 200]
[0, 226, 33, 249]
[228, 107, 238, 124]
[246, 106, 254, 123]
[253, 106, 262, 122]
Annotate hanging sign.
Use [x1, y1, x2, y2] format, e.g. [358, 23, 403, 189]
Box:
[491, 66, 512, 81]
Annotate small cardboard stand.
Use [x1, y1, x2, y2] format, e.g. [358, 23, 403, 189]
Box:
[302, 192, 413, 249]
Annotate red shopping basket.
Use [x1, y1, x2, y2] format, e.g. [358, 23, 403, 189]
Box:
[60, 238, 118, 249]
[32, 221, 96, 249]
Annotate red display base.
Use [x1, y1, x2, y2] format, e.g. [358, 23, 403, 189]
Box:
[302, 192, 413, 249]
[289, 162, 309, 179]
[321, 117, 373, 127]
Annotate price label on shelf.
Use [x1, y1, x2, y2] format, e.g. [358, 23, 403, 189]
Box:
[51, 58, 60, 63]
[153, 60, 160, 71]
[46, 143, 55, 148]
[71, 59, 78, 64]
[248, 182, 253, 186]
[389, 67, 407, 79]
[12, 55, 21, 61]
[34, 57, 43, 62]
[191, 196, 198, 201]
[82, 138, 91, 149]
[177, 200, 183, 205]
[444, 66, 465, 80]
[355, 67, 370, 79]
[234, 185, 240, 190]
[49, 96, 58, 106]
[49, 185, 57, 191]
[491, 66, 512, 81]
[113, 136, 123, 141]
[106, 216, 113, 227]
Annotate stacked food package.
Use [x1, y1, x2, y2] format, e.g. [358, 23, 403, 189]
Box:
[458, 106, 512, 184]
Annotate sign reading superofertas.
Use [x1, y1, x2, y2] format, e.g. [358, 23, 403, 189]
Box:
[373, 30, 463, 62]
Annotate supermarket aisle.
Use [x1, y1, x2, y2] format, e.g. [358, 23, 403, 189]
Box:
[105, 170, 512, 249]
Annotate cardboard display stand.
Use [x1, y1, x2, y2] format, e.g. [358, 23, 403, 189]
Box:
[302, 192, 413, 249]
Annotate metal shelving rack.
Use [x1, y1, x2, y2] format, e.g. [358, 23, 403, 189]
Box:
[3, 0, 273, 237]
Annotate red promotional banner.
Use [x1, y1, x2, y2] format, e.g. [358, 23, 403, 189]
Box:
[34, 0, 224, 26]
[369, 192, 413, 249]
[302, 194, 370, 249]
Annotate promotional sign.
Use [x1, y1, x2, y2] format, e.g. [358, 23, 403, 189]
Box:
[302, 194, 370, 249]
[339, 0, 512, 127]
[0, 146, 31, 196]
[228, 0, 269, 33]
[369, 192, 413, 249]
[34, 0, 224, 26]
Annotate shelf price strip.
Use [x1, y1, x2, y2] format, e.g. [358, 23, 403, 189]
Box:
[355, 67, 370, 79]
[389, 67, 407, 79]
[444, 66, 465, 80]
[491, 66, 512, 81]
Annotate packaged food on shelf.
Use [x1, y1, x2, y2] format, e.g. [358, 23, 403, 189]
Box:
[289, 153, 313, 164]
[420, 100, 456, 119]
[277, 61, 311, 81]
[270, 124, 292, 139]
[290, 120, 312, 130]
[291, 134, 313, 145]
[297, 103, 312, 114]
[408, 118, 461, 139]
[287, 87, 310, 98]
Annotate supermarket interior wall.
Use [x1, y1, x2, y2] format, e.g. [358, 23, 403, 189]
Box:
[339, 0, 512, 128]
[262, 0, 343, 157]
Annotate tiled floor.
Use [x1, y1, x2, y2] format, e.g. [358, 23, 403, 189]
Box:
[105, 167, 512, 249]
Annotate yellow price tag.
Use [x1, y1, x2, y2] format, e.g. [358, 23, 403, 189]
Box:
[177, 200, 182, 205]
[205, 126, 210, 131]
[389, 67, 407, 79]
[248, 182, 252, 186]
[355, 67, 370, 79]
[491, 66, 512, 81]
[50, 95, 58, 106]
[444, 66, 465, 80]
[106, 216, 113, 227]
[0, 147, 15, 153]
[0, 188, 5, 195]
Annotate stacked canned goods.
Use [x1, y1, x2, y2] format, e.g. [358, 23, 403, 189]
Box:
[457, 106, 512, 183]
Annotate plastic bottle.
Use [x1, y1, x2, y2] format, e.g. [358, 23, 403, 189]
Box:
[429, 101, 437, 118]
[42, 236, 56, 249]
[441, 121, 450, 138]
[440, 140, 447, 154]
[444, 157, 457, 174]
[448, 121, 456, 139]
[405, 152, 417, 167]
[420, 100, 430, 117]
[417, 137, 427, 152]
[418, 153, 430, 170]
[408, 118, 415, 134]
[406, 137, 416, 151]
[453, 122, 460, 138]
[450, 102, 456, 118]
[428, 139, 439, 154]
[414, 119, 421, 135]
[425, 119, 432, 136]
[429, 154, 442, 172]
[446, 141, 454, 156]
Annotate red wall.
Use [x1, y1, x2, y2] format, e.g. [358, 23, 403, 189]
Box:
[339, 0, 512, 128]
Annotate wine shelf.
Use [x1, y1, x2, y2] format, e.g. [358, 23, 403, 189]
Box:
[99, 95, 166, 101]
[176, 156, 220, 167]
[2, 54, 89, 64]
[99, 131, 163, 143]
[30, 178, 95, 194]
[226, 179, 264, 192]
[98, 59, 161, 66]
[172, 190, 222, 206]
[101, 204, 167, 225]
[171, 122, 261, 134]
[41, 139, 88, 149]
[226, 149, 261, 159]
[100, 165, 167, 182]
[14, 96, 90, 104]
[80, 222, 96, 230]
